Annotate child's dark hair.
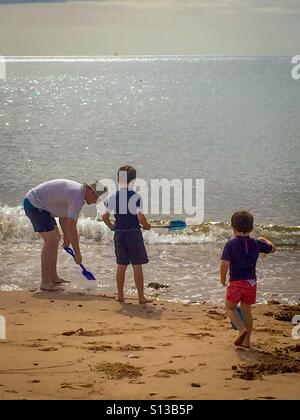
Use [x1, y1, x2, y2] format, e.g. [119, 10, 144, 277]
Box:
[231, 210, 254, 233]
[118, 165, 137, 184]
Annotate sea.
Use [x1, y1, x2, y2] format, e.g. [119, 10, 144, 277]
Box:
[0, 56, 299, 304]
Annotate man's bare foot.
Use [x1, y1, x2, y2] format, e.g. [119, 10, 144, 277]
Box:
[139, 297, 153, 304]
[53, 277, 71, 285]
[234, 330, 248, 347]
[40, 282, 64, 292]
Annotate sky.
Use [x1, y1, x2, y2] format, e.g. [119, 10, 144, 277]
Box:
[0, 0, 299, 55]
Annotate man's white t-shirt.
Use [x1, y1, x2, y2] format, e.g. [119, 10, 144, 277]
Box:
[26, 179, 86, 220]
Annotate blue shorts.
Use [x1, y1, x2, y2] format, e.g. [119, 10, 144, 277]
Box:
[23, 197, 57, 233]
[114, 230, 149, 266]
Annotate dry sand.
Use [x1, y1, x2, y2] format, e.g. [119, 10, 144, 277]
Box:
[0, 291, 299, 400]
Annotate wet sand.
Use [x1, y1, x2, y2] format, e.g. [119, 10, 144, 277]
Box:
[0, 291, 299, 400]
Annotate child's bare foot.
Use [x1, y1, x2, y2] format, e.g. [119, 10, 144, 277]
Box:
[241, 333, 251, 348]
[234, 330, 248, 347]
[139, 297, 153, 304]
[115, 296, 125, 303]
[53, 277, 70, 285]
[40, 282, 64, 292]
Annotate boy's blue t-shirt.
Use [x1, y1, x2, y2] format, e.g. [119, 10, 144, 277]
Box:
[221, 236, 273, 281]
[105, 189, 142, 231]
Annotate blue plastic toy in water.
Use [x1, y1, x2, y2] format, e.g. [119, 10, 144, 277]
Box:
[231, 306, 244, 330]
[151, 220, 188, 231]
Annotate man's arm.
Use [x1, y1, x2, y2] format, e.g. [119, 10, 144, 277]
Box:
[137, 212, 151, 230]
[220, 260, 230, 286]
[60, 217, 82, 264]
[258, 237, 277, 253]
[102, 211, 115, 231]
[59, 217, 71, 247]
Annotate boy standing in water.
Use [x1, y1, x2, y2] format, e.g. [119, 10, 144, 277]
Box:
[220, 210, 276, 348]
[102, 166, 153, 304]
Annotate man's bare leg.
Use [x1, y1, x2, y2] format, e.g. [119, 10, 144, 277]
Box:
[50, 226, 69, 284]
[39, 230, 63, 291]
[116, 265, 127, 302]
[51, 227, 62, 282]
[132, 265, 153, 304]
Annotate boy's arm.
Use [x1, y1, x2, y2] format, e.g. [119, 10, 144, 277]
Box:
[220, 260, 230, 286]
[102, 210, 115, 231]
[137, 212, 151, 230]
[258, 237, 277, 253]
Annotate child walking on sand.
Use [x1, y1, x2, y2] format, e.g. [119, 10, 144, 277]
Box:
[102, 166, 153, 304]
[220, 210, 276, 348]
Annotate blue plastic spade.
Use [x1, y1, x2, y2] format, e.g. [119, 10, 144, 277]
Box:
[231, 306, 244, 330]
[63, 246, 96, 281]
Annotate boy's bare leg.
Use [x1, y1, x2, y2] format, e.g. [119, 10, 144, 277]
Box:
[132, 265, 153, 304]
[226, 300, 248, 346]
[39, 231, 63, 291]
[116, 265, 127, 302]
[240, 303, 253, 348]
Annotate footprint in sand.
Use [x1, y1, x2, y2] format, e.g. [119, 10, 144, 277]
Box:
[60, 383, 77, 390]
[154, 369, 179, 378]
[38, 347, 58, 352]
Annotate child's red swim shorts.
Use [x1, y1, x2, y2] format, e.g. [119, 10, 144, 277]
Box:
[226, 280, 257, 305]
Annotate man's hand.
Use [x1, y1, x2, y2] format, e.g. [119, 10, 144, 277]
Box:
[63, 239, 70, 248]
[74, 253, 82, 265]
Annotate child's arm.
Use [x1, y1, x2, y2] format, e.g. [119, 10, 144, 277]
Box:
[220, 260, 230, 286]
[258, 237, 277, 253]
[102, 211, 115, 231]
[137, 212, 151, 230]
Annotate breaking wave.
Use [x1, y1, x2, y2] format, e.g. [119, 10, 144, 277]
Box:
[0, 205, 299, 246]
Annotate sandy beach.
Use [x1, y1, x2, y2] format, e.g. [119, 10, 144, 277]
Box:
[0, 291, 299, 400]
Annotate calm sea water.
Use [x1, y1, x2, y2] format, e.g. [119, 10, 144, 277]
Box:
[0, 57, 299, 302]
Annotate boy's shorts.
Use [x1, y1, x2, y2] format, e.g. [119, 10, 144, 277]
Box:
[226, 280, 257, 305]
[114, 230, 149, 265]
[24, 198, 57, 233]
